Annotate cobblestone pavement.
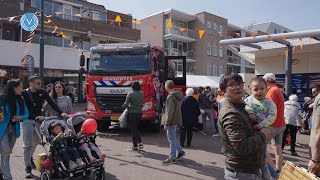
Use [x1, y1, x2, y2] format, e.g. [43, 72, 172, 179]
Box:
[10, 104, 311, 180]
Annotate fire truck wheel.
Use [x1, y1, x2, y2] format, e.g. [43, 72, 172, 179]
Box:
[97, 120, 111, 132]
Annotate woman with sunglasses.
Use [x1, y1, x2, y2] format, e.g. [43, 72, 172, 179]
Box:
[44, 81, 73, 117]
[0, 80, 29, 180]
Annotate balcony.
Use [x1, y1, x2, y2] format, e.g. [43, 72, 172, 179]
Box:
[165, 48, 195, 59]
[227, 56, 241, 66]
[164, 27, 196, 42]
[246, 61, 255, 68]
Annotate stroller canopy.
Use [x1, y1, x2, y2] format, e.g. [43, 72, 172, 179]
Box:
[40, 117, 71, 138]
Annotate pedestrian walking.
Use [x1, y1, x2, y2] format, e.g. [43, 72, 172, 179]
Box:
[301, 97, 312, 134]
[244, 76, 277, 180]
[308, 91, 320, 177]
[180, 88, 200, 147]
[123, 81, 144, 151]
[21, 76, 68, 178]
[162, 80, 186, 164]
[0, 80, 29, 180]
[218, 73, 272, 180]
[198, 86, 218, 135]
[263, 73, 286, 172]
[282, 94, 302, 156]
[43, 81, 72, 117]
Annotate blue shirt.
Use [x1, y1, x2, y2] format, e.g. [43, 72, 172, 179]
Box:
[0, 97, 29, 139]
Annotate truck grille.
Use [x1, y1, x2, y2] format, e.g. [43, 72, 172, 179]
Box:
[96, 95, 127, 114]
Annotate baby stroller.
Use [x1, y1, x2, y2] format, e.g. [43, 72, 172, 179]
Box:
[37, 116, 105, 180]
[67, 113, 105, 178]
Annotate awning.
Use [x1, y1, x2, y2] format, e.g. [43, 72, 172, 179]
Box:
[186, 75, 220, 88]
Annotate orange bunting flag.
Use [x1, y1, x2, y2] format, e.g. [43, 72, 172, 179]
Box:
[282, 35, 286, 41]
[74, 14, 81, 17]
[218, 32, 223, 37]
[68, 41, 74, 46]
[62, 34, 68, 39]
[167, 19, 173, 29]
[52, 26, 58, 34]
[115, 15, 122, 22]
[299, 37, 303, 49]
[151, 25, 158, 31]
[26, 37, 33, 42]
[268, 35, 272, 41]
[8, 16, 17, 23]
[251, 34, 256, 38]
[199, 30, 205, 39]
[309, 37, 312, 44]
[28, 31, 35, 38]
[179, 28, 186, 32]
[44, 19, 52, 24]
[134, 20, 141, 25]
[59, 31, 64, 36]
[285, 50, 288, 57]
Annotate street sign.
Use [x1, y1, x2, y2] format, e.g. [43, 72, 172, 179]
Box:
[24, 55, 35, 77]
[20, 13, 39, 32]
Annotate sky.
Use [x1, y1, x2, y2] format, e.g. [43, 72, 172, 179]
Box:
[90, 0, 320, 31]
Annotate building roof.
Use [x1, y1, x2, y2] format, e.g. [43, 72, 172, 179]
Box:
[248, 21, 293, 34]
[66, 0, 106, 12]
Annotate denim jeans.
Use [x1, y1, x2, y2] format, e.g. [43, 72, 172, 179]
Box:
[0, 125, 17, 180]
[167, 125, 182, 159]
[308, 116, 312, 131]
[22, 120, 41, 168]
[202, 109, 217, 134]
[267, 163, 279, 179]
[224, 167, 262, 180]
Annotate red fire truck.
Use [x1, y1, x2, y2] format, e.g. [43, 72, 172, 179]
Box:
[84, 43, 186, 131]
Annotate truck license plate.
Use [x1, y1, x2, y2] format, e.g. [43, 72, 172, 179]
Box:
[111, 116, 119, 121]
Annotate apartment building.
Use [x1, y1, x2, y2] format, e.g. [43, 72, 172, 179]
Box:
[138, 9, 228, 76]
[0, 0, 140, 84]
[226, 24, 255, 74]
[248, 21, 293, 35]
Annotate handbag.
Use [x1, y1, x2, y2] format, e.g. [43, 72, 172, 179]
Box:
[119, 109, 128, 128]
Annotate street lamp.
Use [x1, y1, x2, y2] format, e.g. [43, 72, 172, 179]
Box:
[39, 0, 44, 81]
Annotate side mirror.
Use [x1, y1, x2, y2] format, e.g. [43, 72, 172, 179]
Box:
[80, 54, 85, 67]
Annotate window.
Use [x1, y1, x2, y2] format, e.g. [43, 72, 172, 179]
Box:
[219, 65, 224, 76]
[207, 63, 211, 76]
[212, 64, 217, 76]
[207, 21, 212, 34]
[219, 46, 224, 58]
[213, 45, 218, 56]
[172, 40, 177, 49]
[219, 25, 223, 36]
[31, 0, 41, 10]
[82, 41, 91, 51]
[63, 39, 71, 48]
[72, 7, 80, 21]
[99, 12, 107, 23]
[53, 2, 63, 18]
[52, 35, 62, 47]
[213, 23, 218, 36]
[207, 43, 212, 55]
[73, 36, 80, 47]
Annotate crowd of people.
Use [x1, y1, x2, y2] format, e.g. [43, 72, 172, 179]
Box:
[0, 72, 320, 179]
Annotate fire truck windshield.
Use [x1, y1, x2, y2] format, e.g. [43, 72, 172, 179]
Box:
[89, 50, 151, 75]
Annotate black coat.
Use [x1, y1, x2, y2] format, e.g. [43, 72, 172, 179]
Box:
[181, 96, 200, 126]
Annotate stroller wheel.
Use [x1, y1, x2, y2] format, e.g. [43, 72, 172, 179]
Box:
[92, 168, 105, 180]
[40, 170, 52, 180]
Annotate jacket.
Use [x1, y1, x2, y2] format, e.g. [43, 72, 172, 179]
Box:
[123, 90, 144, 114]
[244, 96, 277, 128]
[218, 97, 266, 174]
[198, 91, 214, 109]
[284, 100, 302, 126]
[310, 93, 320, 161]
[181, 96, 200, 126]
[164, 91, 183, 126]
[0, 97, 29, 139]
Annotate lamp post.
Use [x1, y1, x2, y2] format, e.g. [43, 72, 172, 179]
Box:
[39, 0, 44, 81]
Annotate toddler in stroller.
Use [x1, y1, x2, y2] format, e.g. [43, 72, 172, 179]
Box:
[49, 122, 85, 170]
[67, 114, 106, 164]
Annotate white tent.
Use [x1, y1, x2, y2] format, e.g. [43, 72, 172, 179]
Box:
[186, 75, 220, 88]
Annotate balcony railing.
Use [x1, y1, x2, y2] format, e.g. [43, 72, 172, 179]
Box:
[227, 56, 241, 65]
[165, 48, 195, 59]
[246, 61, 255, 68]
[165, 27, 196, 39]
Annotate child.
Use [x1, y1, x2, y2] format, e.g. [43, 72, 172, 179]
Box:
[77, 128, 106, 163]
[49, 122, 85, 170]
[245, 77, 277, 180]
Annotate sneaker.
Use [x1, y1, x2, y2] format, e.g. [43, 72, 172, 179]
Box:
[291, 151, 299, 156]
[138, 143, 144, 150]
[212, 133, 220, 137]
[68, 161, 77, 170]
[177, 151, 186, 160]
[25, 166, 32, 179]
[162, 158, 176, 165]
[76, 158, 85, 167]
[131, 146, 139, 151]
[31, 158, 36, 169]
